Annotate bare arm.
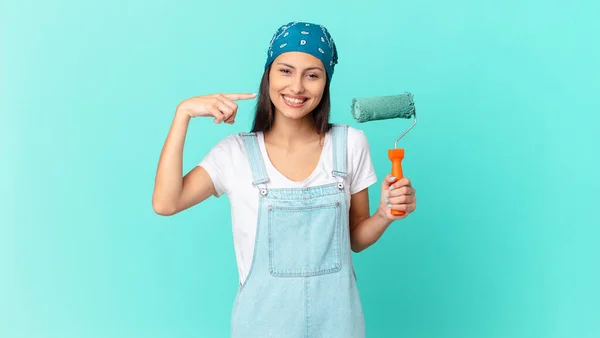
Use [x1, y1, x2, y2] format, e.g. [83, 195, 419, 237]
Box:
[349, 175, 417, 252]
[151, 93, 256, 216]
[152, 110, 215, 215]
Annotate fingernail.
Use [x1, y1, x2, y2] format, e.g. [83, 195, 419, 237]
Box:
[390, 176, 397, 181]
[386, 193, 389, 198]
[387, 204, 391, 208]
[389, 186, 394, 191]
[385, 199, 388, 204]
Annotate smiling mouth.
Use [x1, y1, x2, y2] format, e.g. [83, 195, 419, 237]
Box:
[282, 95, 309, 105]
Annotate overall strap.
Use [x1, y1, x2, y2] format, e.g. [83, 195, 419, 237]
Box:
[239, 132, 270, 188]
[331, 124, 348, 179]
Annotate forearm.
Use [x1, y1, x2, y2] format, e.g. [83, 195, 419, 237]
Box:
[350, 208, 393, 252]
[152, 109, 190, 214]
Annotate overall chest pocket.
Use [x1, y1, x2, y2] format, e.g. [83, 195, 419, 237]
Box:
[268, 201, 342, 277]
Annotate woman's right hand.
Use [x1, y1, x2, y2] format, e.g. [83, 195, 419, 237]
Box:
[176, 93, 257, 124]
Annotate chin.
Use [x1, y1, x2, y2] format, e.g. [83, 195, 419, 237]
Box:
[278, 108, 312, 120]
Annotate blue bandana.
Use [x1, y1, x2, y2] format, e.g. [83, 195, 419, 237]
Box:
[265, 21, 338, 81]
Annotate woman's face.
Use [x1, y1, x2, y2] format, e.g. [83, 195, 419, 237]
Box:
[268, 52, 327, 121]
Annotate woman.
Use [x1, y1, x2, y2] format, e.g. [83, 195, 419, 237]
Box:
[152, 21, 417, 338]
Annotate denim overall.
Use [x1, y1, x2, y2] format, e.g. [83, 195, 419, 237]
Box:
[230, 124, 365, 338]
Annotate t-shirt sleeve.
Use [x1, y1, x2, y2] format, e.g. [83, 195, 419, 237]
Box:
[197, 136, 235, 198]
[348, 128, 378, 195]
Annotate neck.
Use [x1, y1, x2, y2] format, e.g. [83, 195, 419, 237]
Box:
[265, 110, 320, 148]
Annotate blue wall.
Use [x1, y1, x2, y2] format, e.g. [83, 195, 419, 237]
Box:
[2, 0, 599, 337]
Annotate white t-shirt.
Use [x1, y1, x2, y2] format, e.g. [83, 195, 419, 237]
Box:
[198, 126, 378, 285]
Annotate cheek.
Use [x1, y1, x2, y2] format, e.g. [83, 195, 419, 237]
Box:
[308, 81, 326, 98]
[269, 76, 286, 94]
[268, 85, 280, 101]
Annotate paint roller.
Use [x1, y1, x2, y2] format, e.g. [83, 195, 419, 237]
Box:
[350, 92, 417, 216]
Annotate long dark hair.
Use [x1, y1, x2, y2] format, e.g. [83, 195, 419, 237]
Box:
[251, 64, 332, 135]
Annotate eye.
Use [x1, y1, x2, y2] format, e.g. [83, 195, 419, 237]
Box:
[279, 68, 291, 74]
[307, 73, 319, 79]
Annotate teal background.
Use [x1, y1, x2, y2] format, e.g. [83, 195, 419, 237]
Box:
[2, 0, 599, 337]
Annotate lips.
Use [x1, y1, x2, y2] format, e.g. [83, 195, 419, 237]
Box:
[282, 94, 309, 107]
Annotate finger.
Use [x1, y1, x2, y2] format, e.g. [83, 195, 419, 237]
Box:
[387, 203, 408, 212]
[397, 203, 416, 214]
[224, 111, 236, 124]
[388, 185, 412, 195]
[386, 195, 414, 205]
[222, 93, 257, 101]
[390, 178, 411, 190]
[207, 106, 225, 123]
[216, 94, 239, 112]
[207, 98, 233, 120]
[216, 98, 238, 124]
[388, 186, 415, 197]
[215, 101, 235, 120]
[382, 174, 398, 188]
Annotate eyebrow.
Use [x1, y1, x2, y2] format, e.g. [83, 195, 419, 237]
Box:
[276, 62, 324, 72]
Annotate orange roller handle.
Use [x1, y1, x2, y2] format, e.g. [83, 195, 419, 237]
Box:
[388, 148, 405, 216]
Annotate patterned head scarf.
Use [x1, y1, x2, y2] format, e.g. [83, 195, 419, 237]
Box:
[265, 21, 338, 81]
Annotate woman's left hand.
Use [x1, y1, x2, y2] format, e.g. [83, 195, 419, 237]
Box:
[378, 175, 417, 221]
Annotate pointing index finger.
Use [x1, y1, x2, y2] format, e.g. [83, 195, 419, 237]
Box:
[223, 93, 257, 101]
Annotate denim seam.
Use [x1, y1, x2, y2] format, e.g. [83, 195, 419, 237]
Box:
[268, 201, 342, 277]
[239, 191, 263, 292]
[305, 278, 310, 338]
[332, 124, 348, 177]
[262, 183, 341, 200]
[270, 202, 339, 211]
[240, 132, 270, 187]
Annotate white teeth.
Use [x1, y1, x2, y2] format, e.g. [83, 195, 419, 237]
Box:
[283, 95, 306, 104]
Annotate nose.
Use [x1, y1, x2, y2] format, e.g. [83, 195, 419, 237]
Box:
[288, 74, 305, 94]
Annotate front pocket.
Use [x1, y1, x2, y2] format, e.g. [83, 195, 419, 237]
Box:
[268, 201, 342, 277]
